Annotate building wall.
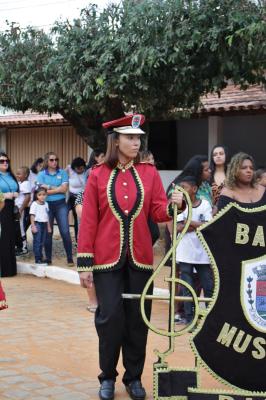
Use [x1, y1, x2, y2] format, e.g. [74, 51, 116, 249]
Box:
[6, 125, 88, 172]
[149, 113, 266, 175]
[149, 120, 178, 169]
[177, 114, 266, 167]
[177, 118, 208, 169]
[223, 114, 266, 166]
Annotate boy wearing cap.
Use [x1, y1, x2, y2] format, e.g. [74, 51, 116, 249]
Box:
[77, 114, 184, 400]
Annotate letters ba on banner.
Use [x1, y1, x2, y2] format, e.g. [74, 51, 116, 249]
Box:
[192, 202, 266, 395]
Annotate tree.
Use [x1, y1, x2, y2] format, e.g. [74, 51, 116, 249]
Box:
[0, 0, 265, 147]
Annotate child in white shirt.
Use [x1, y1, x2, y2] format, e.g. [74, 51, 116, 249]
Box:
[176, 176, 213, 324]
[30, 187, 51, 265]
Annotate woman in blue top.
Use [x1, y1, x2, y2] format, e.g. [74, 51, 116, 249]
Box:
[37, 152, 73, 266]
[0, 151, 19, 277]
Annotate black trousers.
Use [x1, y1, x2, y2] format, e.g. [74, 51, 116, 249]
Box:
[93, 263, 153, 384]
[0, 200, 17, 277]
[67, 194, 78, 242]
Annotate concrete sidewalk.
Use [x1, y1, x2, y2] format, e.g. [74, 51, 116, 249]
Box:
[0, 232, 225, 399]
[16, 259, 169, 298]
[17, 225, 170, 295]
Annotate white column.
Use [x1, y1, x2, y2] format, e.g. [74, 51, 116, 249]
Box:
[208, 116, 223, 158]
[0, 128, 7, 152]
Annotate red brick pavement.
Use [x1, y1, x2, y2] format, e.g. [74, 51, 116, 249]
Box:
[0, 275, 228, 400]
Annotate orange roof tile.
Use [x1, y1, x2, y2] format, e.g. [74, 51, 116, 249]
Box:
[0, 111, 66, 126]
[199, 84, 266, 114]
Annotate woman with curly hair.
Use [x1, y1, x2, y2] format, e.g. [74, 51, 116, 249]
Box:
[217, 152, 266, 211]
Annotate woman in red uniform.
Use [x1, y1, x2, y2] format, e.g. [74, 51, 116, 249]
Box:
[77, 114, 183, 400]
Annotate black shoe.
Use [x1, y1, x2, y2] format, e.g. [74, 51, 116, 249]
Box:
[67, 260, 75, 267]
[99, 379, 115, 400]
[16, 249, 26, 256]
[126, 380, 146, 400]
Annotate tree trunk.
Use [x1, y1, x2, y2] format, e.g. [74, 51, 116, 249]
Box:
[60, 111, 105, 148]
[61, 97, 125, 149]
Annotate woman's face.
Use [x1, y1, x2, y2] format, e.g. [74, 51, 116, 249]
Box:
[201, 161, 211, 181]
[47, 154, 59, 170]
[237, 159, 254, 185]
[0, 155, 9, 173]
[212, 147, 226, 167]
[116, 134, 141, 163]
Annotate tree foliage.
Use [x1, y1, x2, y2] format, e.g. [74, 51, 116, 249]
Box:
[0, 0, 265, 146]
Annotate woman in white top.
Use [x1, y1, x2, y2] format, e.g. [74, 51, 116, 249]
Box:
[29, 158, 44, 194]
[65, 157, 87, 244]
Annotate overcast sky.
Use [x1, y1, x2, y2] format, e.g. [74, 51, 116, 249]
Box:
[0, 0, 115, 30]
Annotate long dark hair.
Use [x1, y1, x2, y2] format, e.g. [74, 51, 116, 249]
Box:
[209, 144, 229, 183]
[30, 157, 44, 174]
[104, 132, 140, 169]
[166, 155, 208, 197]
[0, 151, 19, 190]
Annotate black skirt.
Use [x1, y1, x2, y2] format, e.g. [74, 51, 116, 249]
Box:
[0, 199, 17, 277]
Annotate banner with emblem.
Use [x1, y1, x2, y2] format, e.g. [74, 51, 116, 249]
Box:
[192, 203, 266, 394]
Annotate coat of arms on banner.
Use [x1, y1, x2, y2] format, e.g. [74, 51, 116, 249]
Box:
[241, 257, 266, 333]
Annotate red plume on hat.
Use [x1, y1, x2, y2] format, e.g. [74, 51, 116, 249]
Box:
[102, 114, 145, 134]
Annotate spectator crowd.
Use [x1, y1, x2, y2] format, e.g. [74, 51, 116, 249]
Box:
[0, 145, 266, 321]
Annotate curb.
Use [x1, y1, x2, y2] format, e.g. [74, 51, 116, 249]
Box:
[17, 261, 169, 297]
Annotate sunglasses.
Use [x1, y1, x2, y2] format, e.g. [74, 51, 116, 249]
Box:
[0, 159, 9, 164]
[49, 158, 59, 162]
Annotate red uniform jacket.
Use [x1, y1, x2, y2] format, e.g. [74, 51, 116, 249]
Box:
[77, 162, 173, 273]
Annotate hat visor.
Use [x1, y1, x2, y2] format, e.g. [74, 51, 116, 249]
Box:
[113, 126, 145, 134]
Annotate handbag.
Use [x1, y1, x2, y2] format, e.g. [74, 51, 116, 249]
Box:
[13, 205, 20, 221]
[0, 281, 8, 310]
[0, 175, 19, 221]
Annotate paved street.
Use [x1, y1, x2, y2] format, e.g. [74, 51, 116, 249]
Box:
[0, 274, 224, 399]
